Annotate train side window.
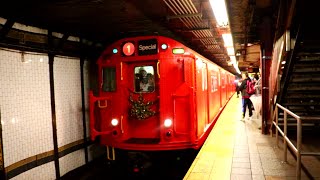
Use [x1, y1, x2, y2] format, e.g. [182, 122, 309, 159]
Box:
[211, 75, 218, 92]
[102, 67, 116, 92]
[134, 66, 155, 92]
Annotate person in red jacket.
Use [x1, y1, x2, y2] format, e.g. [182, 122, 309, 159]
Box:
[238, 72, 253, 120]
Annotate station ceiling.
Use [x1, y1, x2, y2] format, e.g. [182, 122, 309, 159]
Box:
[0, 0, 276, 75]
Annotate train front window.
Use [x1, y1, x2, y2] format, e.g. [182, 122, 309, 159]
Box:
[102, 67, 116, 92]
[134, 66, 155, 92]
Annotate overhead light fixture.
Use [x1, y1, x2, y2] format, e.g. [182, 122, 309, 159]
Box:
[222, 33, 239, 73]
[209, 0, 240, 74]
[234, 64, 241, 74]
[230, 56, 236, 64]
[209, 0, 229, 27]
[230, 56, 240, 74]
[222, 34, 233, 47]
[226, 47, 235, 56]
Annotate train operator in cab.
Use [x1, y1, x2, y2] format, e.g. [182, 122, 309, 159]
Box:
[136, 68, 154, 92]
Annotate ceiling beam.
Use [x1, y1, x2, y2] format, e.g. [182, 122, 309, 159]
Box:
[178, 27, 212, 32]
[57, 33, 70, 49]
[191, 37, 220, 41]
[0, 19, 15, 41]
[166, 13, 202, 20]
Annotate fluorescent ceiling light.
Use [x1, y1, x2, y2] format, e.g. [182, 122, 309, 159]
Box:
[234, 63, 241, 74]
[230, 56, 236, 64]
[209, 0, 229, 27]
[226, 47, 234, 56]
[230, 56, 240, 74]
[222, 34, 233, 47]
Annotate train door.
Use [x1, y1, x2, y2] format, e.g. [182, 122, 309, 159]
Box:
[226, 74, 230, 99]
[210, 69, 220, 120]
[204, 63, 210, 125]
[219, 69, 222, 108]
[125, 61, 160, 140]
[196, 60, 208, 136]
[220, 70, 227, 106]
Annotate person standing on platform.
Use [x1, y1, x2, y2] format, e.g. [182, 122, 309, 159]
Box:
[235, 79, 241, 98]
[238, 72, 253, 120]
[251, 73, 262, 128]
[253, 74, 261, 95]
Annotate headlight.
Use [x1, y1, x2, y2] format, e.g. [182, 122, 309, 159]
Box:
[164, 119, 172, 128]
[111, 119, 119, 126]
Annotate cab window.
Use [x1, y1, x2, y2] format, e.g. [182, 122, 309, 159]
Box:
[102, 67, 116, 92]
[134, 66, 155, 92]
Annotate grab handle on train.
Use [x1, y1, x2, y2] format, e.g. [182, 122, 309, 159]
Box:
[98, 100, 108, 108]
[157, 61, 160, 78]
[89, 91, 112, 141]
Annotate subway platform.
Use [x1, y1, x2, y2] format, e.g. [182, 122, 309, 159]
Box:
[183, 94, 320, 180]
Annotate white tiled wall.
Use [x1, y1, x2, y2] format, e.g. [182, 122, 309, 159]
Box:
[0, 50, 92, 178]
[54, 57, 89, 175]
[59, 149, 85, 177]
[0, 50, 53, 167]
[11, 162, 55, 180]
[53, 57, 84, 147]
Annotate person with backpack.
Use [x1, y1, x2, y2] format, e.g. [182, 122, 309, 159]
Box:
[238, 72, 254, 120]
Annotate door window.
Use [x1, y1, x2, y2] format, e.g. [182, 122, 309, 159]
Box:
[134, 66, 155, 92]
[102, 67, 116, 92]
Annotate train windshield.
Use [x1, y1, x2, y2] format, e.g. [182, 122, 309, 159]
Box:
[134, 66, 155, 92]
[102, 67, 116, 92]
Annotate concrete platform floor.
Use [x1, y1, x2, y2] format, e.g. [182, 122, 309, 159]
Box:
[183, 94, 320, 180]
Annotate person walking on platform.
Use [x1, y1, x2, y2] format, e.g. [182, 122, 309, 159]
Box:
[235, 79, 241, 98]
[238, 72, 253, 120]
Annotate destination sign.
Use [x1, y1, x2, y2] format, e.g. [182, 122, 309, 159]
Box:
[138, 39, 158, 55]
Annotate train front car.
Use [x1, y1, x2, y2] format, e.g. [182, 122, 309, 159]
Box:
[89, 36, 200, 152]
[89, 35, 235, 155]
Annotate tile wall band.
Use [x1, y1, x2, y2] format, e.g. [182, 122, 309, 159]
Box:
[4, 139, 90, 179]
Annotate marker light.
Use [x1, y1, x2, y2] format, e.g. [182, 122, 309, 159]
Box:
[111, 119, 119, 126]
[112, 48, 118, 54]
[172, 48, 185, 54]
[164, 119, 172, 128]
[161, 43, 168, 50]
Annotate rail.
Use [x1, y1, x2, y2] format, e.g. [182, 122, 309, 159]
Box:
[270, 103, 320, 180]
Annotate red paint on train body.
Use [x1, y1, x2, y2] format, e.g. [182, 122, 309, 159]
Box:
[89, 36, 235, 151]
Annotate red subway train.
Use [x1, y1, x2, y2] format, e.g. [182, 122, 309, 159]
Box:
[89, 35, 235, 156]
